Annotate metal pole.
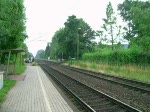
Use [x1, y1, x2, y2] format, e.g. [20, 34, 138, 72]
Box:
[77, 28, 81, 60]
[77, 35, 79, 60]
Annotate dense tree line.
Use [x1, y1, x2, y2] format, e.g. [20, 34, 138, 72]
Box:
[37, 15, 95, 60]
[35, 43, 51, 59]
[118, 0, 150, 51]
[38, 0, 149, 64]
[0, 0, 29, 63]
[35, 49, 45, 59]
[0, 0, 28, 52]
[50, 15, 95, 60]
[83, 0, 150, 64]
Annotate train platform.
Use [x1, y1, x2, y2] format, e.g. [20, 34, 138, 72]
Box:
[0, 65, 79, 112]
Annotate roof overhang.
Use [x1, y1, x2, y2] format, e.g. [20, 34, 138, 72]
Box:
[2, 49, 25, 54]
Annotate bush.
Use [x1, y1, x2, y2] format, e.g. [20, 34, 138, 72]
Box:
[0, 80, 16, 104]
[82, 47, 149, 65]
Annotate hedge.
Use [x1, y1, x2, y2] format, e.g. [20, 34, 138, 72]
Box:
[82, 48, 150, 64]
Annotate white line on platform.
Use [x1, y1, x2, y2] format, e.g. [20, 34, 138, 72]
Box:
[36, 67, 52, 112]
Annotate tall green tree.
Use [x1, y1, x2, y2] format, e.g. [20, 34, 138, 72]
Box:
[0, 0, 26, 50]
[63, 15, 95, 59]
[35, 50, 45, 59]
[50, 30, 60, 59]
[130, 1, 150, 51]
[101, 2, 117, 50]
[50, 15, 95, 59]
[63, 15, 81, 59]
[118, 0, 135, 41]
[44, 43, 51, 59]
[20, 43, 29, 58]
[118, 0, 150, 51]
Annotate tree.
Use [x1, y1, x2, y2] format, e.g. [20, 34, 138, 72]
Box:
[35, 50, 45, 59]
[63, 15, 95, 59]
[101, 2, 117, 50]
[118, 0, 135, 41]
[0, 0, 27, 50]
[118, 0, 150, 51]
[44, 43, 51, 59]
[50, 31, 60, 59]
[118, 0, 150, 40]
[130, 1, 150, 51]
[20, 43, 29, 58]
[50, 15, 95, 59]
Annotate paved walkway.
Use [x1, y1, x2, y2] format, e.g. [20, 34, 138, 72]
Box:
[0, 66, 74, 112]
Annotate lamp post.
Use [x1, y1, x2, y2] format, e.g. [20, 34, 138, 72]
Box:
[77, 28, 81, 60]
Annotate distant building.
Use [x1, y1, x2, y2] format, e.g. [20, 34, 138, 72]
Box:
[122, 44, 129, 49]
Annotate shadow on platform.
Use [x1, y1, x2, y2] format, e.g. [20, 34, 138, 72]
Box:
[8, 75, 26, 81]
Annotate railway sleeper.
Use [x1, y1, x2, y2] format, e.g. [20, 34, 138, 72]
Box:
[82, 97, 106, 103]
[67, 85, 87, 89]
[78, 94, 103, 98]
[94, 105, 124, 112]
[76, 89, 94, 93]
[88, 102, 113, 108]
[77, 94, 101, 98]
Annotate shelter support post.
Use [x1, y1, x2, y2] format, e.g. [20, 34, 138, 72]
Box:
[6, 51, 11, 79]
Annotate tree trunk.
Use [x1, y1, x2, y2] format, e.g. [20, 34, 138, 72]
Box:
[111, 25, 114, 50]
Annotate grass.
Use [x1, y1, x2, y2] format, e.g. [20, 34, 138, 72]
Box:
[0, 80, 16, 105]
[0, 62, 26, 106]
[15, 63, 26, 75]
[32, 62, 38, 66]
[67, 60, 150, 83]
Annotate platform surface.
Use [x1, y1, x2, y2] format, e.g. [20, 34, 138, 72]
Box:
[0, 65, 74, 112]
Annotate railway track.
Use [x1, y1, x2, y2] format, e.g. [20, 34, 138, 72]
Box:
[38, 61, 141, 112]
[60, 65, 150, 93]
[40, 60, 150, 93]
[40, 61, 150, 94]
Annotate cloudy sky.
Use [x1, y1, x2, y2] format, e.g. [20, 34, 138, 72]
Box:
[24, 0, 124, 56]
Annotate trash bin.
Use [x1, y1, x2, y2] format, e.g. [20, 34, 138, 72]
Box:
[0, 71, 4, 90]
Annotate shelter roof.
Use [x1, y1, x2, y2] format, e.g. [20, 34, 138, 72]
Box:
[2, 49, 25, 54]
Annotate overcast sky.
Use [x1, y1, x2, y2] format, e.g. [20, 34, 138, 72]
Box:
[24, 0, 124, 56]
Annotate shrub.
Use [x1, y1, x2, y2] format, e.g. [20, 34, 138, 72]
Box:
[82, 47, 149, 65]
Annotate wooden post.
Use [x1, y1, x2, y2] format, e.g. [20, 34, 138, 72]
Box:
[6, 51, 11, 79]
[13, 53, 18, 75]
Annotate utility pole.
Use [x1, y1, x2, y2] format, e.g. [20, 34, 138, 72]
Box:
[77, 28, 81, 60]
[77, 35, 79, 60]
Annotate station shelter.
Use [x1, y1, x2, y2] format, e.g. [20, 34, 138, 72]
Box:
[0, 49, 25, 80]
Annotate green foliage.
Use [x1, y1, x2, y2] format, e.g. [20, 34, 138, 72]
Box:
[50, 30, 61, 59]
[44, 43, 51, 59]
[7, 53, 26, 75]
[0, 0, 27, 50]
[20, 43, 29, 58]
[50, 15, 95, 60]
[130, 2, 150, 51]
[118, 0, 137, 40]
[70, 61, 150, 83]
[16, 53, 26, 75]
[99, 2, 123, 50]
[32, 62, 38, 66]
[0, 80, 16, 103]
[90, 63, 98, 70]
[82, 47, 149, 65]
[35, 50, 45, 59]
[78, 61, 87, 69]
[0, 0, 28, 68]
[16, 63, 26, 75]
[118, 0, 150, 51]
